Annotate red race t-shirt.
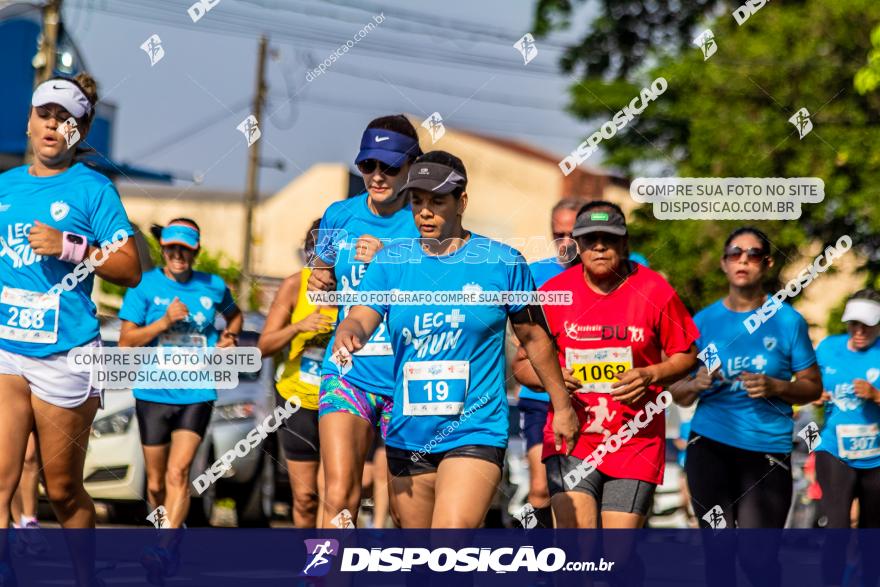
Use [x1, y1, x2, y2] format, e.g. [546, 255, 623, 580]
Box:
[540, 264, 699, 484]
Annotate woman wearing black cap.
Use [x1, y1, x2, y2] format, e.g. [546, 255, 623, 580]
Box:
[529, 200, 699, 529]
[308, 115, 423, 527]
[332, 150, 579, 528]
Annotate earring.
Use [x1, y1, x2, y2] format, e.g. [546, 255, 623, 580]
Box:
[25, 130, 31, 137]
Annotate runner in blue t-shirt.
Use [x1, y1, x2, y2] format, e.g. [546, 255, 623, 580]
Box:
[307, 115, 422, 527]
[670, 227, 821, 586]
[0, 74, 141, 585]
[813, 289, 880, 585]
[118, 218, 241, 577]
[332, 151, 578, 528]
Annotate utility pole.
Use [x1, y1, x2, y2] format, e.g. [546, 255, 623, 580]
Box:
[238, 35, 268, 308]
[25, 0, 63, 164]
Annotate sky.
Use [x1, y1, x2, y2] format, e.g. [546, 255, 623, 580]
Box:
[59, 0, 597, 192]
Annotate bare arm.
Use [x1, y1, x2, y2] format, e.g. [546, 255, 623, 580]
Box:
[612, 345, 699, 405]
[118, 318, 169, 348]
[93, 239, 141, 288]
[258, 274, 300, 356]
[218, 305, 243, 348]
[332, 305, 382, 355]
[741, 363, 823, 405]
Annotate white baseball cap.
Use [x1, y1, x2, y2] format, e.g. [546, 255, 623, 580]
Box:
[841, 298, 880, 327]
[31, 79, 92, 119]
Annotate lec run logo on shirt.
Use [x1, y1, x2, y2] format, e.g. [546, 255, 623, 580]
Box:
[0, 223, 42, 269]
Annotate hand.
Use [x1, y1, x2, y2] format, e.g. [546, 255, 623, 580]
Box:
[217, 331, 238, 348]
[27, 221, 63, 257]
[163, 297, 189, 328]
[813, 390, 831, 406]
[308, 267, 336, 292]
[553, 405, 580, 455]
[741, 372, 778, 399]
[692, 366, 722, 392]
[611, 367, 655, 405]
[354, 234, 383, 263]
[561, 368, 584, 392]
[853, 379, 879, 402]
[295, 311, 335, 334]
[332, 329, 364, 355]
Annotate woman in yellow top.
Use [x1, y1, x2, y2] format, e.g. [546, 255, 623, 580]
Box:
[258, 219, 336, 527]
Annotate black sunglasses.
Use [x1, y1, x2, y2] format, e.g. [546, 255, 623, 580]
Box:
[356, 159, 403, 177]
[723, 246, 767, 263]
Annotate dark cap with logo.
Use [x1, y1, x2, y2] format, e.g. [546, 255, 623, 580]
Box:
[571, 207, 627, 237]
[399, 162, 467, 195]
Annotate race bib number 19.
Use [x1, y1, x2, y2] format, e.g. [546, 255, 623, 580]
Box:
[0, 286, 59, 344]
[403, 360, 469, 416]
[566, 346, 633, 393]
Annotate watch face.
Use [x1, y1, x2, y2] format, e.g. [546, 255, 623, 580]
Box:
[66, 234, 85, 245]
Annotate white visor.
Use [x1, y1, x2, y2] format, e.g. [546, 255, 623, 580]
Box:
[31, 79, 92, 119]
[841, 299, 880, 327]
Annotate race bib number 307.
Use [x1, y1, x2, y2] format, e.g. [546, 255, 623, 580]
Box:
[0, 286, 59, 344]
[837, 423, 880, 460]
[566, 346, 633, 393]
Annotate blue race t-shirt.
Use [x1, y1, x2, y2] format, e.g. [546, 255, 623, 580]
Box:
[816, 335, 880, 468]
[0, 163, 134, 357]
[358, 235, 535, 451]
[518, 256, 566, 403]
[317, 192, 419, 397]
[119, 268, 235, 404]
[690, 298, 817, 453]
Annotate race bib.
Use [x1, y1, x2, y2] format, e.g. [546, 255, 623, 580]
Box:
[158, 333, 207, 347]
[403, 360, 469, 416]
[299, 345, 325, 386]
[837, 423, 880, 460]
[0, 286, 59, 344]
[566, 346, 633, 393]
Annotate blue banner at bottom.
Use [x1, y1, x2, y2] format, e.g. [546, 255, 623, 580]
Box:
[3, 529, 880, 586]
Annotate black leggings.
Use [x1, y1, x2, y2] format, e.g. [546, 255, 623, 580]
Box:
[815, 450, 880, 586]
[685, 433, 792, 587]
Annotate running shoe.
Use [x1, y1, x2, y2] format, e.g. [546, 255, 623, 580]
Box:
[18, 521, 49, 557]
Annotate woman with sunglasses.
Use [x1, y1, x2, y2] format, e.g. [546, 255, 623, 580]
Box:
[0, 73, 141, 587]
[308, 114, 422, 526]
[332, 150, 579, 528]
[258, 219, 336, 527]
[118, 219, 241, 580]
[533, 201, 699, 531]
[813, 290, 880, 585]
[670, 227, 821, 585]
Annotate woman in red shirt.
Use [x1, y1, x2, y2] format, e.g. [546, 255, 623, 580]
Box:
[535, 200, 698, 528]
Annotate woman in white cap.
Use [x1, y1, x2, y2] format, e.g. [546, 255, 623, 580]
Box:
[118, 218, 241, 581]
[0, 73, 141, 585]
[814, 289, 880, 585]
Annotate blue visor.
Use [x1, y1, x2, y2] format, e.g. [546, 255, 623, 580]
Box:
[160, 224, 200, 249]
[355, 128, 420, 168]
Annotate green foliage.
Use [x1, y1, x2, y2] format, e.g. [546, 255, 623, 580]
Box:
[855, 24, 880, 94]
[536, 0, 880, 310]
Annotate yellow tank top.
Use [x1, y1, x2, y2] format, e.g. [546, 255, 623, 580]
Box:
[275, 268, 338, 410]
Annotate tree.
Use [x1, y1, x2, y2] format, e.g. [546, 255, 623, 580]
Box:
[536, 0, 880, 318]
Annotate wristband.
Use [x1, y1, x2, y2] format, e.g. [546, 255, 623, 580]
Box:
[59, 232, 88, 264]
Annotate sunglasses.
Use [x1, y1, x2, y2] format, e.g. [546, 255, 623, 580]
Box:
[723, 246, 767, 263]
[356, 159, 403, 177]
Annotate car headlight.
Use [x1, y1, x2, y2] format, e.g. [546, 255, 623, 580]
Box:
[214, 402, 256, 421]
[91, 407, 135, 438]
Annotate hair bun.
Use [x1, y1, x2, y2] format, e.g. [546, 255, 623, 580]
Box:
[73, 72, 99, 105]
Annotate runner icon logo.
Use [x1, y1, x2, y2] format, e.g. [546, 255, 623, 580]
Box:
[697, 343, 722, 374]
[512, 503, 538, 529]
[513, 33, 538, 65]
[789, 108, 813, 139]
[300, 539, 340, 577]
[693, 29, 717, 60]
[140, 34, 165, 66]
[798, 421, 822, 453]
[702, 505, 727, 529]
[58, 118, 80, 149]
[421, 112, 446, 144]
[330, 509, 355, 529]
[146, 505, 167, 529]
[237, 115, 261, 147]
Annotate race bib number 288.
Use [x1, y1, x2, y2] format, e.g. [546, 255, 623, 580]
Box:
[0, 286, 59, 344]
